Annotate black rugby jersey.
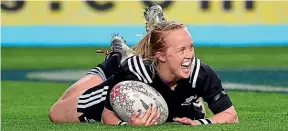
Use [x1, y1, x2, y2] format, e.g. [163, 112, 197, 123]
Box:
[104, 55, 233, 122]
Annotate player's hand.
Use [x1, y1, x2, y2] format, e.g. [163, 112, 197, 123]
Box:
[173, 117, 201, 126]
[128, 104, 160, 126]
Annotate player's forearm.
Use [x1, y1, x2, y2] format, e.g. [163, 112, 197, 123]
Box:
[210, 106, 239, 124]
[101, 107, 122, 125]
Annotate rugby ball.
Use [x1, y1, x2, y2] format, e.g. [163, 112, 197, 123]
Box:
[110, 80, 169, 124]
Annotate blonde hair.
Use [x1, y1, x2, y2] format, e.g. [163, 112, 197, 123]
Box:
[133, 21, 186, 60]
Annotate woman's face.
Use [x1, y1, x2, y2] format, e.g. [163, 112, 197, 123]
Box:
[160, 28, 195, 79]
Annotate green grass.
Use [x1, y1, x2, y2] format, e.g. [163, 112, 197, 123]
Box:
[2, 47, 288, 130]
[2, 81, 288, 131]
[2, 47, 288, 69]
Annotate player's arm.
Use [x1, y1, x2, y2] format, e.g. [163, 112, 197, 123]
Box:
[174, 64, 239, 125]
[101, 107, 123, 125]
[201, 65, 239, 124]
[208, 105, 239, 124]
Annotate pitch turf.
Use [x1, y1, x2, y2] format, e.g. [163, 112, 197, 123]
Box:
[2, 47, 288, 69]
[2, 47, 288, 130]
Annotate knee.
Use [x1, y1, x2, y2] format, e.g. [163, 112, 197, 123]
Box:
[49, 103, 62, 123]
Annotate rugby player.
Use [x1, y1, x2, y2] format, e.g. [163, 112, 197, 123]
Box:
[49, 4, 239, 126]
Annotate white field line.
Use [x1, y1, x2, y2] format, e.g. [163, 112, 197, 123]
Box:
[223, 83, 288, 93]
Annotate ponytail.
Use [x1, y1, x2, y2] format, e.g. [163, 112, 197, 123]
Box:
[133, 33, 152, 59]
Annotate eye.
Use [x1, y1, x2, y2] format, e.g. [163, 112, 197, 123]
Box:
[189, 43, 194, 50]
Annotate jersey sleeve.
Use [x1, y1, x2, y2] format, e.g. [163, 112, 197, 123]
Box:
[198, 64, 233, 114]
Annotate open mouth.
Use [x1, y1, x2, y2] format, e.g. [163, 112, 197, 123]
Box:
[181, 59, 192, 69]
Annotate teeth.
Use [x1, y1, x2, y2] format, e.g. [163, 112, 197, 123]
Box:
[181, 60, 191, 66]
[181, 65, 189, 69]
[181, 59, 191, 69]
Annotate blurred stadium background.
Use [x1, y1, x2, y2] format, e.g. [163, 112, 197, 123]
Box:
[1, 1, 288, 130]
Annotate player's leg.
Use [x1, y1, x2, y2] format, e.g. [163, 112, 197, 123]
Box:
[60, 34, 131, 100]
[49, 51, 123, 123]
[49, 54, 121, 122]
[109, 33, 135, 63]
[132, 4, 166, 52]
[49, 89, 86, 122]
[49, 83, 110, 123]
[49, 34, 130, 123]
[59, 51, 121, 101]
[143, 4, 166, 32]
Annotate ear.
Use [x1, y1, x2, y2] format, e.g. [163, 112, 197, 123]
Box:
[155, 51, 166, 62]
